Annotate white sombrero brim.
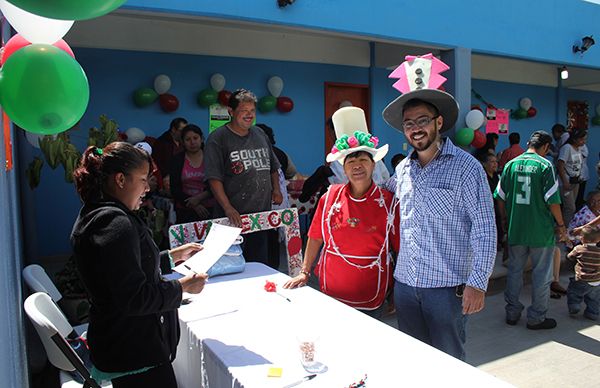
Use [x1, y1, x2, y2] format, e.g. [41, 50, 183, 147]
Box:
[326, 144, 389, 165]
[382, 89, 459, 133]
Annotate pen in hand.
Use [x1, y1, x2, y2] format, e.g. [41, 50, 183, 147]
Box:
[184, 264, 197, 274]
[183, 264, 208, 282]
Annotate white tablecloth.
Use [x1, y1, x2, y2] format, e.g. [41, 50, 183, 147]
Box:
[173, 263, 511, 388]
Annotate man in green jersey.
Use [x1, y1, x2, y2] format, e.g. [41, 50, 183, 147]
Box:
[494, 131, 569, 330]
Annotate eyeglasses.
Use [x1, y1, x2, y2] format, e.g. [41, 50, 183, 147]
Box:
[402, 115, 438, 132]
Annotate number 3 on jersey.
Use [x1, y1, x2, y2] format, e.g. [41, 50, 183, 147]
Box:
[516, 174, 531, 205]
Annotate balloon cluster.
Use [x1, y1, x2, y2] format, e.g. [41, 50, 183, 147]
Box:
[0, 0, 126, 134]
[455, 109, 486, 148]
[511, 97, 537, 120]
[258, 76, 294, 114]
[591, 104, 600, 126]
[197, 73, 232, 108]
[133, 74, 179, 112]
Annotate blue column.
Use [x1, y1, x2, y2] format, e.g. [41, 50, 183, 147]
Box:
[0, 14, 28, 387]
[368, 41, 375, 131]
[441, 48, 472, 135]
[0, 120, 28, 387]
[556, 69, 566, 124]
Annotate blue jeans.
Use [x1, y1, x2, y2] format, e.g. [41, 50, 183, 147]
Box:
[505, 245, 554, 325]
[394, 281, 466, 360]
[567, 277, 600, 320]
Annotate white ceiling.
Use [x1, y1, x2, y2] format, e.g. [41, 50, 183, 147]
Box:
[65, 10, 600, 92]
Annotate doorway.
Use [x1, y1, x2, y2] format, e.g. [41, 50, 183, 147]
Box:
[567, 100, 589, 131]
[324, 82, 370, 159]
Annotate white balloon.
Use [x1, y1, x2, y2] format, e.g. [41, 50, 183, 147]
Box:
[210, 73, 226, 92]
[125, 127, 146, 144]
[595, 104, 600, 116]
[465, 109, 485, 130]
[519, 97, 532, 110]
[0, 0, 73, 44]
[267, 76, 284, 97]
[153, 74, 171, 95]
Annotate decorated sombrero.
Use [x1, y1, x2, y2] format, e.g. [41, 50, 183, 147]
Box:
[382, 53, 459, 133]
[326, 106, 389, 164]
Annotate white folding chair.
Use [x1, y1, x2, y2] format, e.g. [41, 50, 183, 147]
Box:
[23, 264, 88, 337]
[24, 292, 110, 388]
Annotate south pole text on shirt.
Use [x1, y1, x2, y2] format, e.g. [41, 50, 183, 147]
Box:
[230, 148, 270, 171]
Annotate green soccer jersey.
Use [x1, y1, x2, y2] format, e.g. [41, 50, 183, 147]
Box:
[494, 151, 561, 247]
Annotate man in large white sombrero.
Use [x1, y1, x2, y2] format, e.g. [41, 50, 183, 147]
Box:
[382, 53, 496, 360]
[284, 106, 398, 316]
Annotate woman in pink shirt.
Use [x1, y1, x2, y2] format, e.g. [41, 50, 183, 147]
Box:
[169, 124, 215, 223]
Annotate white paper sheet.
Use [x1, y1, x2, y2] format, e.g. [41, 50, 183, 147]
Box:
[174, 223, 242, 276]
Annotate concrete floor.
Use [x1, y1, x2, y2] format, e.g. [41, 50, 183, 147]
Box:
[377, 269, 600, 388]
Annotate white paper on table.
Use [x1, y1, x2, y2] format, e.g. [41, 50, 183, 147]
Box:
[174, 223, 242, 275]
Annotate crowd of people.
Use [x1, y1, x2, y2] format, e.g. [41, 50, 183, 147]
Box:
[68, 54, 599, 386]
[485, 122, 597, 328]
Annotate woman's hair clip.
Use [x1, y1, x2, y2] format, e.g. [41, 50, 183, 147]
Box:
[94, 147, 104, 156]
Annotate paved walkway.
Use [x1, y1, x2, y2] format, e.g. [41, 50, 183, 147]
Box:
[379, 272, 600, 387]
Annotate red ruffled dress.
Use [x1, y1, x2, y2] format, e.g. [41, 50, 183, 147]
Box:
[309, 183, 398, 310]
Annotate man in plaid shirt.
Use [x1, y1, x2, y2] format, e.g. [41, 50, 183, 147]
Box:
[382, 54, 496, 360]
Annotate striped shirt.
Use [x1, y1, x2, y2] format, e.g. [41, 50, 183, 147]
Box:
[567, 243, 600, 285]
[384, 138, 497, 291]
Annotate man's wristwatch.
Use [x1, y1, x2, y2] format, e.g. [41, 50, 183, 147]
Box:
[300, 270, 310, 278]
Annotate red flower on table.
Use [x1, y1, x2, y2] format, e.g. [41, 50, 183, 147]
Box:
[264, 280, 291, 302]
[264, 280, 277, 292]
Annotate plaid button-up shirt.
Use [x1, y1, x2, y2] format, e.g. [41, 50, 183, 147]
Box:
[384, 138, 496, 291]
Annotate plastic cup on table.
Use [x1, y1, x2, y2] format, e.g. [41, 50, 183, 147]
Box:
[296, 335, 328, 374]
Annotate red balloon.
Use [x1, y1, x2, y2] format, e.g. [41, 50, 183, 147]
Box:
[159, 94, 179, 112]
[527, 107, 537, 117]
[471, 130, 486, 149]
[1, 34, 75, 65]
[276, 96, 294, 113]
[218, 90, 232, 106]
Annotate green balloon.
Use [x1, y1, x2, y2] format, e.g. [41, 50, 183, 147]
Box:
[0, 44, 89, 135]
[515, 108, 528, 119]
[133, 87, 158, 108]
[592, 116, 600, 126]
[455, 127, 475, 147]
[197, 88, 218, 108]
[258, 96, 277, 113]
[6, 0, 126, 20]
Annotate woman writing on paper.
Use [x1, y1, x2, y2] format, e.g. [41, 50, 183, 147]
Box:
[71, 142, 207, 387]
[284, 107, 398, 316]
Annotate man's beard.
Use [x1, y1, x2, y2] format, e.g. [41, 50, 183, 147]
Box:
[408, 130, 437, 152]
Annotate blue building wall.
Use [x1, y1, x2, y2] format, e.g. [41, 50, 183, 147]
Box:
[22, 47, 373, 257]
[472, 79, 600, 192]
[20, 48, 600, 257]
[122, 0, 600, 68]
